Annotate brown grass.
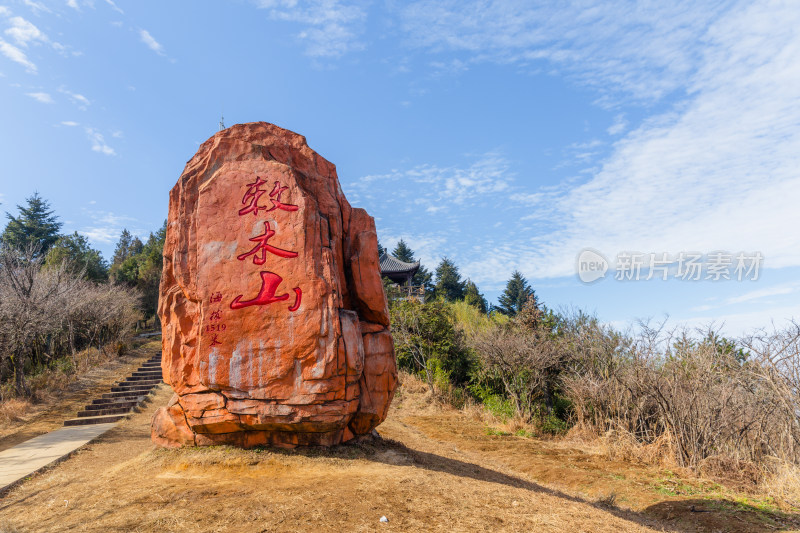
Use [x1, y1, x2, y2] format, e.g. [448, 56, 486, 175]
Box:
[1, 370, 798, 532]
[0, 337, 161, 452]
[0, 398, 31, 424]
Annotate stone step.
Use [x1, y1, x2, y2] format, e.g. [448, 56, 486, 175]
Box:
[138, 365, 161, 371]
[110, 384, 157, 393]
[77, 406, 132, 417]
[118, 377, 162, 384]
[124, 375, 162, 382]
[87, 399, 140, 410]
[64, 414, 128, 426]
[131, 371, 163, 378]
[101, 392, 146, 400]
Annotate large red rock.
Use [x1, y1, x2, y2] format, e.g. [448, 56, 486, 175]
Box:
[151, 122, 397, 448]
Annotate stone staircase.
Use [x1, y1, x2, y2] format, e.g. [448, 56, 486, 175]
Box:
[63, 353, 163, 427]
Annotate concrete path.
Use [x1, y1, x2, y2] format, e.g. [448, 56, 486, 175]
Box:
[0, 423, 116, 492]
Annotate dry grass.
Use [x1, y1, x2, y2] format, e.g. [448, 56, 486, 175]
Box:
[1, 368, 798, 532]
[765, 462, 800, 507]
[0, 338, 160, 452]
[0, 398, 31, 424]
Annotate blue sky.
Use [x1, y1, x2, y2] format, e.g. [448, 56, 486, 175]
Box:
[1, 0, 799, 336]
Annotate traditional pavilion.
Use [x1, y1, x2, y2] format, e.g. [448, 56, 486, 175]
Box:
[379, 252, 419, 284]
[379, 252, 425, 299]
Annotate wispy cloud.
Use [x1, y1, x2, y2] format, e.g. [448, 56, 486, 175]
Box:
[26, 91, 52, 103]
[369, 1, 800, 296]
[398, 1, 735, 104]
[139, 29, 164, 55]
[726, 283, 800, 306]
[0, 37, 37, 72]
[5, 15, 46, 47]
[66, 0, 79, 10]
[351, 152, 512, 216]
[607, 114, 627, 136]
[103, 0, 124, 14]
[60, 120, 79, 126]
[59, 86, 90, 109]
[85, 127, 116, 156]
[254, 0, 367, 58]
[23, 1, 53, 15]
[79, 209, 139, 245]
[521, 1, 800, 279]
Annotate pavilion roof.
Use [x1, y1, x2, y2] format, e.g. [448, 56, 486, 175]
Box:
[379, 252, 420, 276]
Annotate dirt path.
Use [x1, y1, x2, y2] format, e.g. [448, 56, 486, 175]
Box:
[0, 377, 797, 532]
[0, 338, 161, 453]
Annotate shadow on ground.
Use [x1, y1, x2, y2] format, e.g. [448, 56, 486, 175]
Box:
[245, 436, 800, 533]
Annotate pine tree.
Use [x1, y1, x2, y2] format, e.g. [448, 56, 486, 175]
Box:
[2, 193, 62, 256]
[392, 239, 415, 262]
[112, 229, 133, 266]
[496, 270, 535, 316]
[112, 229, 144, 266]
[391, 239, 433, 294]
[434, 257, 465, 302]
[463, 279, 488, 314]
[377, 240, 386, 257]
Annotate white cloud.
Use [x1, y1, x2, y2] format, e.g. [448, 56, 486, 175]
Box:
[398, 1, 734, 104]
[66, 0, 79, 10]
[23, 1, 52, 15]
[80, 227, 120, 244]
[139, 29, 164, 55]
[351, 153, 512, 214]
[607, 114, 627, 136]
[104, 0, 123, 14]
[85, 128, 116, 156]
[0, 37, 37, 72]
[59, 86, 90, 109]
[79, 209, 138, 245]
[26, 91, 52, 103]
[517, 1, 800, 279]
[726, 283, 800, 305]
[675, 305, 800, 339]
[60, 120, 79, 126]
[0, 6, 10, 17]
[254, 0, 367, 58]
[6, 16, 46, 47]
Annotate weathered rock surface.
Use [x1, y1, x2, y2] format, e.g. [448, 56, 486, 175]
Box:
[151, 122, 397, 448]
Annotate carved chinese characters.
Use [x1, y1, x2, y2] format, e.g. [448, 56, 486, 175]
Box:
[231, 178, 302, 315]
[151, 122, 397, 448]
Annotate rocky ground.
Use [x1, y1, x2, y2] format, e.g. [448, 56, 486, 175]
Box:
[0, 369, 798, 532]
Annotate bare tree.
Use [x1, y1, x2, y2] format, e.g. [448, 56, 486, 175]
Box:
[471, 323, 563, 420]
[0, 244, 80, 396]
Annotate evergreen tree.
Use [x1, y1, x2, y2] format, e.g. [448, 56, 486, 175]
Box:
[111, 229, 144, 267]
[377, 240, 386, 257]
[136, 223, 166, 319]
[112, 229, 133, 266]
[392, 239, 415, 263]
[415, 265, 433, 295]
[463, 279, 488, 314]
[434, 257, 466, 302]
[45, 232, 108, 282]
[391, 239, 433, 294]
[2, 193, 62, 256]
[497, 270, 535, 316]
[110, 221, 166, 320]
